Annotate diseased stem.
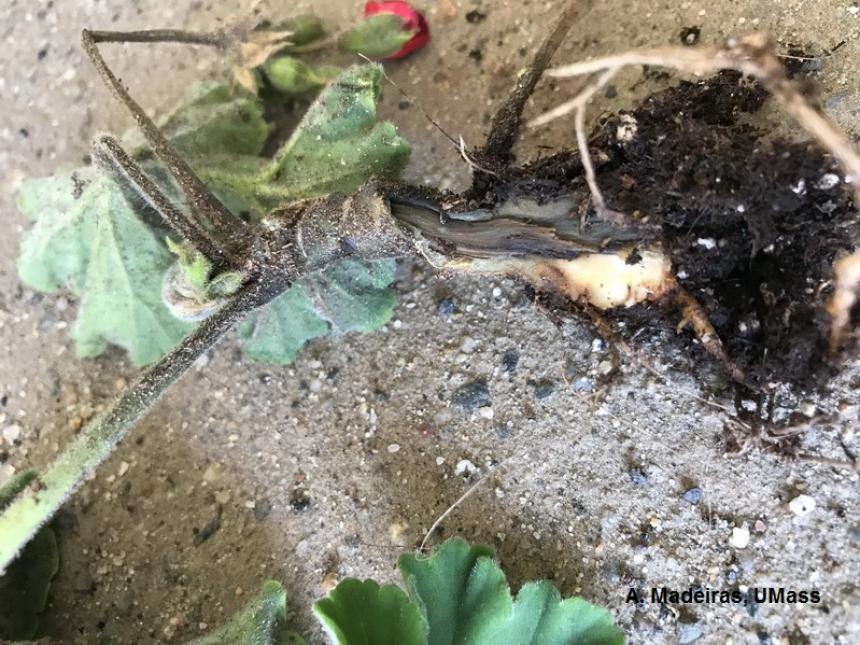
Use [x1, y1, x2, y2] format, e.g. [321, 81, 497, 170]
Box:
[0, 277, 288, 573]
[93, 135, 229, 270]
[81, 29, 249, 259]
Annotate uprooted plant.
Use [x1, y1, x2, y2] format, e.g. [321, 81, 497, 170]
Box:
[3, 0, 860, 639]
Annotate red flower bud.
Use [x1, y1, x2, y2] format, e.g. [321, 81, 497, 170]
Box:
[363, 1, 430, 59]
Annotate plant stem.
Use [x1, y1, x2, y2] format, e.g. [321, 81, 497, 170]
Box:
[0, 277, 287, 573]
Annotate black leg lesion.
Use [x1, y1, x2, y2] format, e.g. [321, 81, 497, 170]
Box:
[80, 28, 250, 266]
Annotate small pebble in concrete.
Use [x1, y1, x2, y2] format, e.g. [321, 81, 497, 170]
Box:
[2, 424, 21, 444]
[455, 459, 477, 477]
[789, 494, 816, 516]
[682, 487, 702, 505]
[501, 349, 519, 372]
[529, 379, 555, 399]
[628, 469, 648, 487]
[436, 298, 456, 316]
[731, 525, 750, 549]
[677, 621, 704, 644]
[254, 499, 272, 521]
[451, 380, 491, 411]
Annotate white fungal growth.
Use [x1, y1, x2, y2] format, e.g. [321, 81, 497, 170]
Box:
[616, 114, 638, 143]
[815, 173, 840, 190]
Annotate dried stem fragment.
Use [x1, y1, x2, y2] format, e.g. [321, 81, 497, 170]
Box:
[481, 0, 589, 161]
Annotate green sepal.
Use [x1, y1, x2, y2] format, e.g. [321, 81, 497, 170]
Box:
[166, 237, 212, 292]
[263, 57, 339, 94]
[255, 14, 326, 48]
[341, 14, 414, 58]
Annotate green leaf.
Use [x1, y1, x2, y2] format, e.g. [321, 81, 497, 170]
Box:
[341, 14, 414, 58]
[188, 580, 303, 645]
[238, 258, 396, 363]
[255, 64, 411, 206]
[313, 578, 428, 645]
[399, 539, 495, 645]
[500, 583, 625, 645]
[17, 169, 195, 365]
[0, 526, 59, 640]
[127, 82, 269, 159]
[398, 538, 625, 645]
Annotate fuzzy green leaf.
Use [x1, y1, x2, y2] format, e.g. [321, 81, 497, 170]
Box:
[188, 580, 303, 645]
[18, 68, 409, 367]
[127, 82, 269, 159]
[197, 65, 410, 216]
[238, 259, 396, 363]
[254, 64, 411, 207]
[237, 283, 330, 364]
[314, 579, 427, 645]
[17, 167, 101, 294]
[17, 169, 195, 365]
[399, 538, 625, 645]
